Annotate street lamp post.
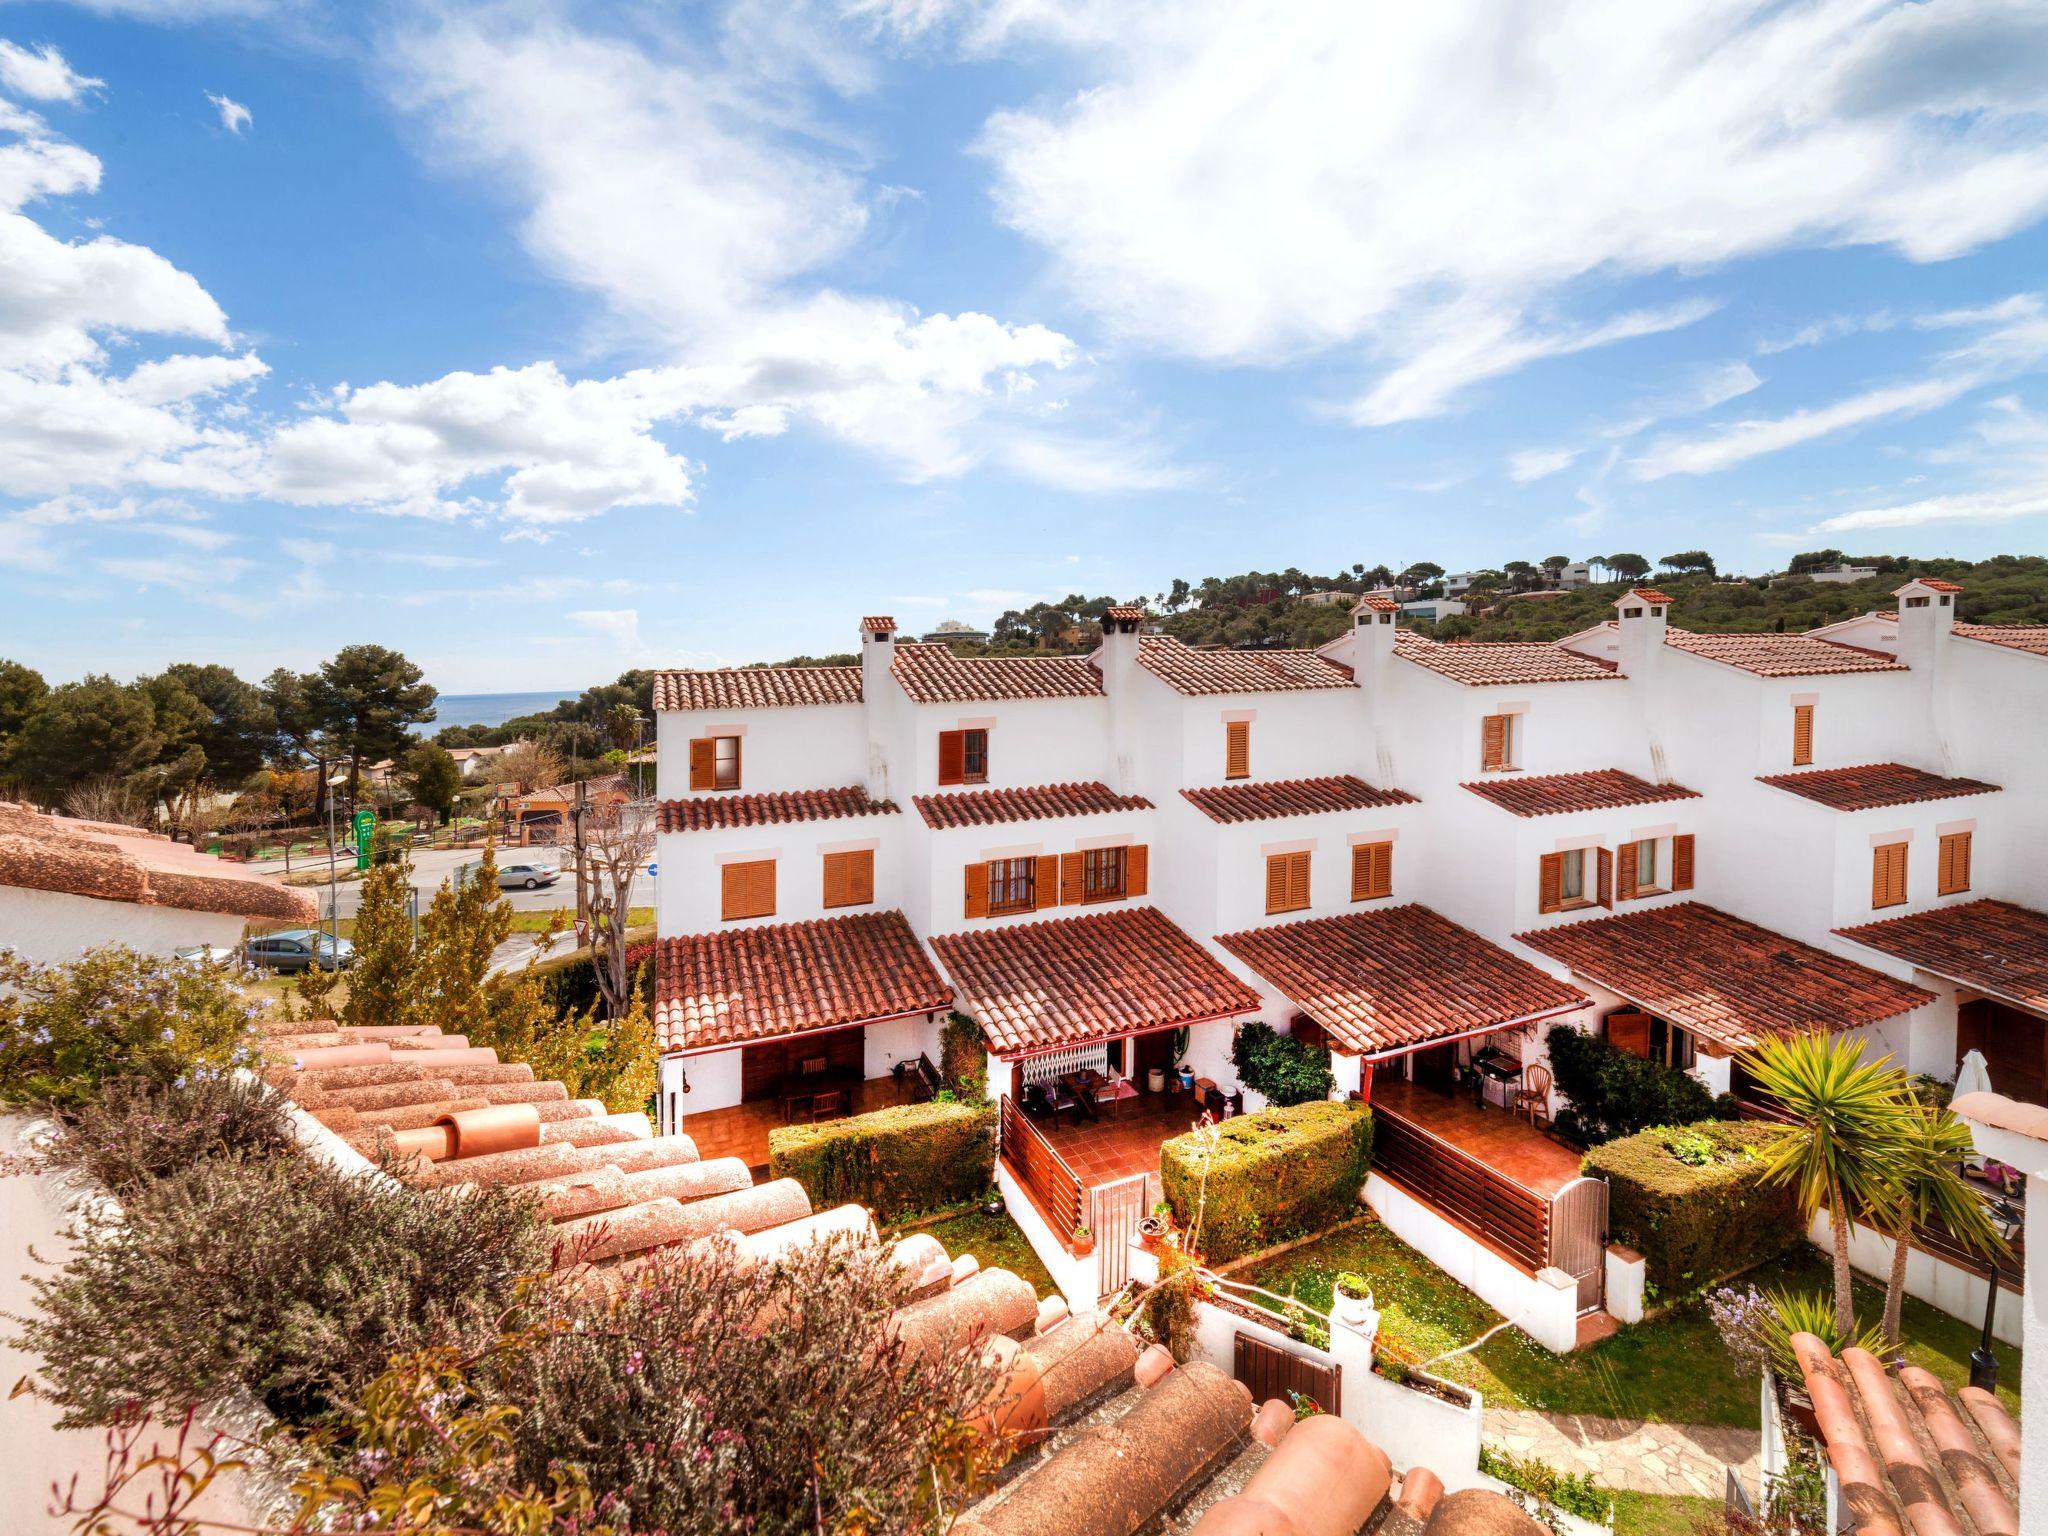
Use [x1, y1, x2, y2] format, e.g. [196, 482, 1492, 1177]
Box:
[1968, 1192, 2022, 1392]
[324, 771, 348, 969]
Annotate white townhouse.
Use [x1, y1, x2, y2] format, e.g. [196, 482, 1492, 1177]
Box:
[647, 583, 2048, 1324]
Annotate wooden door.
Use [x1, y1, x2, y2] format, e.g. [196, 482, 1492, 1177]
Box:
[1411, 1042, 1457, 1093]
[1958, 999, 2048, 1108]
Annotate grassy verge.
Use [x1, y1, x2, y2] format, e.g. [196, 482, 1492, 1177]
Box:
[914, 1210, 1057, 1298]
[1609, 1492, 1720, 1536]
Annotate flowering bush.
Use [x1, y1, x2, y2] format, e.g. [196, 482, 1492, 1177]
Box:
[37, 1070, 297, 1195]
[0, 946, 265, 1109]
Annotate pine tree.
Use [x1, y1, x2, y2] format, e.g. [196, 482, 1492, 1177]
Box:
[414, 844, 513, 1041]
[341, 858, 418, 1032]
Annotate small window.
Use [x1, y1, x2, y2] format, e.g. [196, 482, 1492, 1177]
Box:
[720, 858, 775, 921]
[1350, 841, 1392, 901]
[988, 857, 1037, 915]
[822, 849, 874, 909]
[1871, 843, 1908, 910]
[1634, 838, 1659, 892]
[713, 735, 741, 790]
[1904, 595, 1930, 609]
[1792, 704, 1814, 768]
[1938, 831, 1972, 897]
[961, 728, 988, 783]
[1482, 713, 1519, 772]
[1226, 720, 1251, 780]
[1082, 846, 1126, 901]
[1265, 850, 1311, 914]
[1559, 848, 1586, 902]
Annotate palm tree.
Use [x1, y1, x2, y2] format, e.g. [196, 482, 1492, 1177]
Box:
[1745, 1032, 1915, 1337]
[1879, 1106, 2011, 1350]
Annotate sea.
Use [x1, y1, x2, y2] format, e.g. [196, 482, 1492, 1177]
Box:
[430, 690, 579, 731]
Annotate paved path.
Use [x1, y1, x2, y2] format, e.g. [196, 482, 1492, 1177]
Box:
[1487, 1407, 1761, 1499]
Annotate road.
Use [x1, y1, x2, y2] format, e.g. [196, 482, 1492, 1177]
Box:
[247, 847, 652, 920]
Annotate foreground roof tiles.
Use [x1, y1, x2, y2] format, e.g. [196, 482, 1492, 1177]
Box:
[1663, 627, 1907, 677]
[1137, 636, 1356, 695]
[655, 910, 952, 1052]
[890, 642, 1104, 703]
[1462, 769, 1699, 818]
[1956, 621, 2048, 658]
[658, 786, 898, 832]
[914, 781, 1152, 829]
[0, 801, 314, 922]
[653, 665, 862, 710]
[1181, 775, 1418, 824]
[931, 905, 1259, 1057]
[1217, 906, 1587, 1055]
[1395, 631, 1620, 686]
[1757, 762, 1999, 811]
[1836, 899, 2048, 1012]
[1515, 902, 1933, 1051]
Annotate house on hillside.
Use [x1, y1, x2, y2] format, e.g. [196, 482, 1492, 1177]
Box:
[510, 773, 634, 840]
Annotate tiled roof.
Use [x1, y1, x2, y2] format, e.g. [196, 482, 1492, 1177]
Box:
[1514, 902, 1934, 1051]
[655, 910, 952, 1052]
[914, 781, 1152, 829]
[1756, 762, 1999, 812]
[1181, 775, 1418, 824]
[1217, 906, 1587, 1055]
[1663, 627, 1907, 676]
[1357, 593, 1399, 613]
[890, 642, 1104, 703]
[1394, 631, 1620, 686]
[1461, 769, 1699, 818]
[653, 665, 862, 710]
[1836, 899, 2048, 1012]
[658, 786, 897, 832]
[518, 773, 632, 806]
[1137, 636, 1355, 695]
[0, 801, 314, 922]
[1912, 578, 1966, 593]
[860, 615, 896, 632]
[1625, 587, 1674, 605]
[930, 905, 1259, 1057]
[1956, 622, 2048, 658]
[1104, 604, 1147, 622]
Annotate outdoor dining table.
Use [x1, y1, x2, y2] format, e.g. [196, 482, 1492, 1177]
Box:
[780, 1066, 861, 1120]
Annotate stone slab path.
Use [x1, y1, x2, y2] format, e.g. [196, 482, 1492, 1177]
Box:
[1487, 1407, 1762, 1499]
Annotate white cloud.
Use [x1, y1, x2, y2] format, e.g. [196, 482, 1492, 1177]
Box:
[1818, 484, 2048, 532]
[0, 42, 103, 103]
[206, 92, 251, 134]
[1815, 396, 2048, 531]
[1507, 447, 1577, 484]
[568, 607, 644, 653]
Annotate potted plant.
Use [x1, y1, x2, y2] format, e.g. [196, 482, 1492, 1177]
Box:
[1139, 1202, 1171, 1249]
[1071, 1223, 1094, 1257]
[1330, 1271, 1379, 1344]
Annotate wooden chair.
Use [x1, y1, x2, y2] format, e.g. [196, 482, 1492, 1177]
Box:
[809, 1088, 845, 1121]
[1514, 1063, 1552, 1127]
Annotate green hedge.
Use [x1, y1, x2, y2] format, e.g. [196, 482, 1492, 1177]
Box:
[769, 1099, 996, 1223]
[1160, 1100, 1371, 1265]
[1583, 1121, 1800, 1295]
[1548, 1026, 1735, 1145]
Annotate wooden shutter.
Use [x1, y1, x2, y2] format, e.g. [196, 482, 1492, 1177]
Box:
[1266, 853, 1309, 914]
[1938, 831, 1971, 896]
[1061, 851, 1084, 905]
[823, 850, 873, 909]
[722, 859, 775, 921]
[1596, 847, 1613, 909]
[1286, 851, 1310, 911]
[1350, 844, 1371, 901]
[822, 852, 846, 909]
[938, 730, 966, 787]
[964, 861, 989, 919]
[1126, 844, 1148, 898]
[1617, 844, 1639, 903]
[688, 738, 715, 790]
[1225, 721, 1250, 780]
[1034, 855, 1061, 912]
[1351, 842, 1390, 901]
[1792, 704, 1814, 767]
[1538, 853, 1564, 915]
[1607, 1010, 1652, 1058]
[1672, 834, 1695, 892]
[1481, 714, 1508, 772]
[1872, 843, 1908, 909]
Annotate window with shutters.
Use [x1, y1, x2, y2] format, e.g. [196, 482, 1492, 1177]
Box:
[1938, 831, 1972, 896]
[1350, 841, 1392, 901]
[937, 728, 988, 787]
[713, 735, 741, 789]
[1540, 849, 1595, 914]
[720, 858, 776, 921]
[1082, 846, 1127, 901]
[822, 849, 874, 909]
[1792, 704, 1814, 767]
[1671, 833, 1695, 892]
[988, 857, 1037, 915]
[1871, 842, 1908, 909]
[1559, 848, 1586, 902]
[1226, 720, 1251, 780]
[1265, 850, 1311, 914]
[1482, 713, 1519, 772]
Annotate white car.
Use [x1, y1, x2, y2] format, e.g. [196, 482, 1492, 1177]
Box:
[498, 862, 561, 891]
[173, 943, 249, 970]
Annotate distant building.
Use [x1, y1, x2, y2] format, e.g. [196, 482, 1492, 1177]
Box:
[921, 619, 991, 645]
[1400, 598, 1466, 621]
[1556, 562, 1594, 589]
[1300, 590, 1358, 608]
[1802, 564, 1882, 584]
[1442, 571, 1486, 597]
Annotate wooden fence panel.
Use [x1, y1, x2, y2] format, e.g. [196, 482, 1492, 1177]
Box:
[1232, 1332, 1341, 1416]
[1371, 1106, 1550, 1273]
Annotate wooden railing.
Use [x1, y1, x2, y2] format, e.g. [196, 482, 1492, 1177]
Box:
[1233, 1332, 1342, 1415]
[1372, 1104, 1551, 1273]
[999, 1096, 1086, 1243]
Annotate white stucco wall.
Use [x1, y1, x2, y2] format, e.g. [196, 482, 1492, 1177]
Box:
[0, 886, 246, 966]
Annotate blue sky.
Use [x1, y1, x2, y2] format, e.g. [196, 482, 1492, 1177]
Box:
[4, 1, 2048, 693]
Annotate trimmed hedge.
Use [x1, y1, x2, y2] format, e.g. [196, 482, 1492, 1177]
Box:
[1160, 1100, 1372, 1265]
[1547, 1026, 1735, 1145]
[769, 1099, 996, 1223]
[1583, 1120, 1800, 1295]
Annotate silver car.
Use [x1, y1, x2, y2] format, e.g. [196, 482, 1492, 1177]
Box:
[246, 930, 355, 973]
[498, 862, 561, 891]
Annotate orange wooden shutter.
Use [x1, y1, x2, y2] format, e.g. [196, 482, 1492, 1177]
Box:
[1617, 844, 1639, 903]
[1792, 704, 1814, 767]
[1872, 843, 1907, 908]
[937, 730, 966, 786]
[1596, 847, 1613, 909]
[688, 738, 715, 790]
[753, 860, 775, 918]
[1286, 851, 1310, 911]
[1538, 852, 1564, 915]
[1482, 715, 1508, 771]
[848, 848, 873, 905]
[720, 861, 744, 920]
[1672, 834, 1695, 892]
[964, 862, 989, 919]
[1265, 854, 1290, 914]
[1607, 1010, 1652, 1058]
[1126, 844, 1148, 898]
[1938, 831, 1971, 895]
[1060, 851, 1084, 904]
[1034, 855, 1060, 912]
[722, 859, 775, 920]
[1351, 842, 1390, 900]
[1225, 721, 1250, 780]
[1350, 844, 1371, 901]
[822, 852, 846, 909]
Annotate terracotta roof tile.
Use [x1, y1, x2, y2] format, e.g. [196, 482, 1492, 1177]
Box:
[1104, 604, 1147, 622]
[1216, 906, 1587, 1055]
[518, 773, 632, 806]
[1357, 594, 1399, 613]
[1663, 627, 1907, 676]
[1181, 775, 1417, 824]
[659, 786, 898, 832]
[1912, 578, 1966, 593]
[1757, 762, 1999, 812]
[1394, 632, 1619, 686]
[1956, 622, 2048, 658]
[1137, 636, 1355, 695]
[890, 642, 1104, 703]
[914, 782, 1152, 829]
[655, 910, 952, 1052]
[0, 801, 315, 922]
[861, 615, 897, 632]
[1461, 769, 1700, 818]
[1836, 899, 2048, 1012]
[653, 665, 862, 710]
[1625, 587, 1675, 605]
[930, 905, 1259, 1057]
[1514, 902, 1933, 1051]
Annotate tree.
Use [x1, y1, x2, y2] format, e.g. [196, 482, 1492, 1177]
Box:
[1541, 555, 1571, 574]
[342, 858, 419, 1033]
[405, 743, 463, 824]
[1788, 549, 1846, 575]
[0, 659, 48, 769]
[1660, 550, 1718, 579]
[139, 664, 276, 837]
[582, 803, 654, 1021]
[414, 844, 513, 1044]
[314, 645, 437, 801]
[1398, 561, 1444, 590]
[263, 668, 340, 824]
[6, 676, 162, 806]
[1606, 552, 1652, 581]
[1878, 1107, 2010, 1350]
[1165, 577, 1192, 611]
[1746, 1033, 1914, 1337]
[62, 776, 151, 828]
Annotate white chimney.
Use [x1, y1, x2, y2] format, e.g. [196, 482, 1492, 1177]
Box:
[859, 615, 897, 800]
[1351, 595, 1399, 786]
[1099, 605, 1146, 793]
[1892, 579, 1959, 772]
[1614, 588, 1671, 780]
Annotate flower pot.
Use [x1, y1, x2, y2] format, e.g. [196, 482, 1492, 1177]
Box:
[1147, 1066, 1166, 1093]
[1071, 1231, 1095, 1257]
[1138, 1215, 1168, 1250]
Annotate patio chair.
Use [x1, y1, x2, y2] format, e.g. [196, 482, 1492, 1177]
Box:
[1514, 1063, 1552, 1127]
[809, 1088, 846, 1121]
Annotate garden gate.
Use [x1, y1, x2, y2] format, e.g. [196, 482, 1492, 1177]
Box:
[1548, 1176, 1609, 1313]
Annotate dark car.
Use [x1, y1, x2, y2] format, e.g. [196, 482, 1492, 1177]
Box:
[246, 929, 355, 973]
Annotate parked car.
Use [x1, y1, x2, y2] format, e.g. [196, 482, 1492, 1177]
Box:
[498, 862, 561, 890]
[172, 942, 248, 970]
[246, 929, 355, 973]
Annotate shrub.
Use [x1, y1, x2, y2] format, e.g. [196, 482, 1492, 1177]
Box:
[17, 1151, 549, 1427]
[1546, 1026, 1735, 1145]
[37, 1070, 296, 1194]
[1160, 1100, 1371, 1264]
[1477, 1444, 1609, 1524]
[770, 1098, 996, 1222]
[0, 946, 265, 1109]
[1584, 1120, 1801, 1294]
[939, 1011, 988, 1098]
[1231, 1021, 1336, 1107]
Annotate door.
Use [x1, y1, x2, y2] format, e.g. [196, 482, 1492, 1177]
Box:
[1550, 1176, 1609, 1313]
[1090, 1173, 1149, 1300]
[1959, 999, 2048, 1107]
[1411, 1042, 1457, 1093]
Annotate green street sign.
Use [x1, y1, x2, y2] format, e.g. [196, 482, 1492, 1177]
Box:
[354, 808, 377, 870]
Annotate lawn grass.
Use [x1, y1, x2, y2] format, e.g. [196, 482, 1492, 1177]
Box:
[1609, 1491, 1720, 1536]
[914, 1210, 1057, 1298]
